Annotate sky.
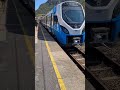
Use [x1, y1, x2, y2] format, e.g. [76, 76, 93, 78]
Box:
[35, 0, 48, 10]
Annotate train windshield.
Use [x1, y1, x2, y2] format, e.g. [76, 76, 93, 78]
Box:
[62, 2, 84, 27]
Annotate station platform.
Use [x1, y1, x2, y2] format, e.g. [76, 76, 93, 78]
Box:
[35, 24, 85, 90]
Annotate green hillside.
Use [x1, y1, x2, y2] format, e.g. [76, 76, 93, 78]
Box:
[35, 3, 54, 16]
[36, 0, 85, 17]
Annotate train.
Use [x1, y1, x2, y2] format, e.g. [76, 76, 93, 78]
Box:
[41, 1, 85, 47]
[86, 0, 120, 44]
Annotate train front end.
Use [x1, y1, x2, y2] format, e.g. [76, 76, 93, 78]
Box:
[58, 1, 85, 47]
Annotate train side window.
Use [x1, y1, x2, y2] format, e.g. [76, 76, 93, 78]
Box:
[53, 15, 58, 23]
[50, 14, 53, 26]
[46, 16, 47, 25]
[47, 15, 51, 26]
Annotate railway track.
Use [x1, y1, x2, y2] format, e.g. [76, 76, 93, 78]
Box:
[64, 44, 120, 90]
[42, 23, 120, 90]
[64, 46, 106, 89]
[86, 45, 120, 90]
[95, 43, 120, 66]
[64, 46, 85, 72]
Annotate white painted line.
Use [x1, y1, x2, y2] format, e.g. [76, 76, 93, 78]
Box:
[35, 26, 38, 44]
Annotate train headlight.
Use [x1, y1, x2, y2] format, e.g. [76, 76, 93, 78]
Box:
[61, 26, 69, 34]
[73, 37, 80, 44]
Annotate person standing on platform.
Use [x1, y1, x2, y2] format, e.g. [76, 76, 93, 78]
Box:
[35, 19, 38, 44]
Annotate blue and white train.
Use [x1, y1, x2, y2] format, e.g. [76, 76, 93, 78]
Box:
[41, 1, 85, 47]
[86, 0, 120, 43]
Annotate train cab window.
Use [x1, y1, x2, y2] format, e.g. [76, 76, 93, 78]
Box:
[62, 2, 84, 28]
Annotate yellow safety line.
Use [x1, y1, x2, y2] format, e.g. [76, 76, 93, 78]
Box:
[12, 0, 34, 65]
[41, 28, 66, 90]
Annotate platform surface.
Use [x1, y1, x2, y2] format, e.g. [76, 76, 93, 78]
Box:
[35, 24, 85, 90]
[35, 25, 60, 90]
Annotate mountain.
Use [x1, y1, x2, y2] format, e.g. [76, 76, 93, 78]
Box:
[35, 0, 85, 16]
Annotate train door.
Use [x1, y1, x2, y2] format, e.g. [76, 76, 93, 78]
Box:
[53, 15, 58, 24]
[46, 16, 47, 28]
[50, 13, 53, 33]
[53, 15, 58, 35]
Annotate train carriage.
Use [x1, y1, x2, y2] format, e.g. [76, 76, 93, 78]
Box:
[41, 1, 85, 47]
